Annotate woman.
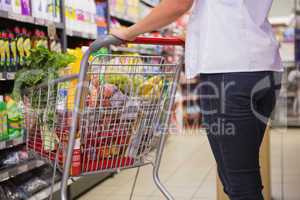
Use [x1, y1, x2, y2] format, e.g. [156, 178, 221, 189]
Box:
[112, 0, 283, 199]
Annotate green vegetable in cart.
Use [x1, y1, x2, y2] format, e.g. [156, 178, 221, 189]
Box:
[105, 75, 143, 95]
[138, 76, 163, 97]
[41, 112, 59, 151]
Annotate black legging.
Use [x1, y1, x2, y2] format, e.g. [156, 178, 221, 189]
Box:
[198, 71, 281, 200]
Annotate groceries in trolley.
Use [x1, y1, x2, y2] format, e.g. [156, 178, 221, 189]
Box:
[22, 51, 176, 176]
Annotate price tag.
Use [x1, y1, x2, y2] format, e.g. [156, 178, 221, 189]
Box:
[8, 12, 18, 20]
[7, 72, 16, 80]
[0, 142, 5, 150]
[8, 12, 34, 23]
[35, 18, 45, 26]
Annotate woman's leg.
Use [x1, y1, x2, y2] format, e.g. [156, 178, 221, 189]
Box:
[199, 72, 281, 200]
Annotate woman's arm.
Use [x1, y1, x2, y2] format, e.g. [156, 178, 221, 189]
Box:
[111, 0, 193, 41]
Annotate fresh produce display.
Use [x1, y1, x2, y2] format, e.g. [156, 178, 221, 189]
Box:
[12, 46, 76, 101]
[0, 27, 62, 75]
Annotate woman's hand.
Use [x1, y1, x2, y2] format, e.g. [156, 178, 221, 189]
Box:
[111, 27, 137, 42]
[110, 0, 193, 41]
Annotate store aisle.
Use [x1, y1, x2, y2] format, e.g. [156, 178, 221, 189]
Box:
[78, 128, 300, 200]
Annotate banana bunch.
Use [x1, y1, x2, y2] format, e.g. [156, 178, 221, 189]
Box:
[138, 76, 163, 98]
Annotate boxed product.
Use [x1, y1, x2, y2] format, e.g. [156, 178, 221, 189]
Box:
[1, 0, 12, 11]
[0, 96, 9, 141]
[20, 0, 30, 16]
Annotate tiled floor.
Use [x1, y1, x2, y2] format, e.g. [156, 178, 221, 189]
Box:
[78, 128, 300, 200]
[270, 128, 300, 200]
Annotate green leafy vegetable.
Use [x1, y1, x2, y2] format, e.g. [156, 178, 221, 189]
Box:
[12, 46, 76, 101]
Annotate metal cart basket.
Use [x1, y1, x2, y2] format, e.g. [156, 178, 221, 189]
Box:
[23, 35, 184, 200]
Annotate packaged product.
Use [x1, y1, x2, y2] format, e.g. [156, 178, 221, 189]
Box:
[12, 0, 21, 14]
[3, 32, 11, 69]
[53, 0, 61, 23]
[5, 96, 23, 139]
[96, 2, 108, 36]
[1, 0, 12, 11]
[9, 32, 18, 71]
[56, 79, 69, 112]
[31, 0, 43, 19]
[22, 28, 31, 57]
[66, 48, 82, 110]
[0, 96, 9, 141]
[46, 0, 61, 22]
[0, 32, 5, 69]
[20, 0, 30, 16]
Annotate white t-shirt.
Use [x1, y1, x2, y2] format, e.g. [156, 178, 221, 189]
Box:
[185, 0, 283, 79]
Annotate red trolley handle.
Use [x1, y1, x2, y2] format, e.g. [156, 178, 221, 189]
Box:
[89, 35, 184, 52]
[128, 36, 185, 46]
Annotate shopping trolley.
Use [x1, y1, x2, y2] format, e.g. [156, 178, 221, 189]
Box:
[23, 35, 184, 200]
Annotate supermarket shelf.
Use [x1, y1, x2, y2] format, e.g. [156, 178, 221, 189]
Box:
[29, 172, 112, 200]
[0, 159, 45, 182]
[0, 10, 64, 29]
[29, 177, 79, 200]
[0, 137, 24, 151]
[0, 72, 16, 81]
[66, 30, 97, 40]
